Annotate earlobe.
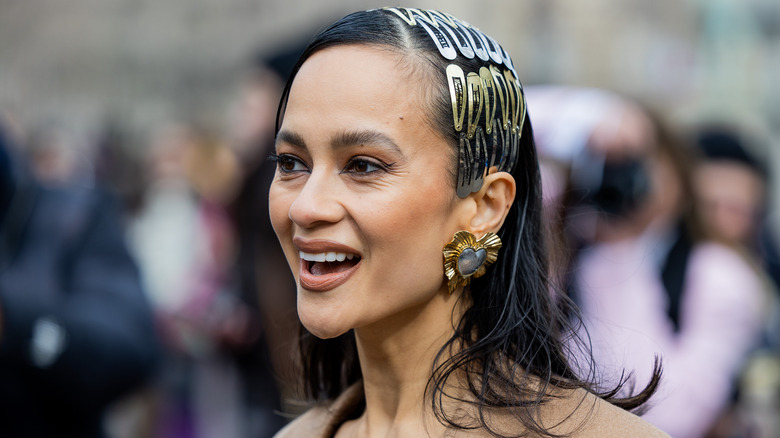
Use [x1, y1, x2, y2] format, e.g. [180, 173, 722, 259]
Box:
[468, 171, 516, 234]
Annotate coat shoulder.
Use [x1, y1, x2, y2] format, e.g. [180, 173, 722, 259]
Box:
[552, 390, 669, 438]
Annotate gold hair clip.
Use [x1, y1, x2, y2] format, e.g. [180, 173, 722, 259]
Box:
[427, 10, 459, 28]
[479, 67, 496, 135]
[489, 65, 510, 132]
[465, 72, 483, 140]
[384, 7, 418, 25]
[446, 65, 466, 132]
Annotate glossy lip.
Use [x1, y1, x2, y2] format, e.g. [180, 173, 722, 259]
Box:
[293, 237, 362, 292]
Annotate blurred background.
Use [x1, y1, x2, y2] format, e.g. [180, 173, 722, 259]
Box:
[1, 1, 780, 437]
[1, 0, 778, 201]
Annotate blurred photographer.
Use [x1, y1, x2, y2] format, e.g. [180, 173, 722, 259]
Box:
[530, 88, 766, 438]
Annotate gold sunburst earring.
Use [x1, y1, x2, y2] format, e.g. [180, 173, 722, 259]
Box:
[443, 230, 502, 293]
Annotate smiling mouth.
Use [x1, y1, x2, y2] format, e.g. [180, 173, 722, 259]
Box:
[299, 251, 362, 291]
[302, 251, 361, 275]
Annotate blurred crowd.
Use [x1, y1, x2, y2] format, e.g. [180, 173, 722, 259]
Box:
[1, 29, 780, 438]
[0, 46, 301, 438]
[529, 86, 780, 438]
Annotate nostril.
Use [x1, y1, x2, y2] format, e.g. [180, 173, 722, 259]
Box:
[288, 184, 345, 227]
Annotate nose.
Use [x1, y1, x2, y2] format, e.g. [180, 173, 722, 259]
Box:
[288, 171, 345, 229]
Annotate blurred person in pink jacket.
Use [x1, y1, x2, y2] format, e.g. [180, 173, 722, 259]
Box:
[528, 87, 766, 438]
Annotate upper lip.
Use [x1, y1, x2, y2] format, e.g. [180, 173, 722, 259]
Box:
[293, 237, 362, 257]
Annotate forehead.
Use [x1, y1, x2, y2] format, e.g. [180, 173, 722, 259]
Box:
[288, 45, 415, 116]
[280, 45, 444, 150]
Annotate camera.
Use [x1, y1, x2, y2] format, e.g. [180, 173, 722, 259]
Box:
[569, 150, 651, 218]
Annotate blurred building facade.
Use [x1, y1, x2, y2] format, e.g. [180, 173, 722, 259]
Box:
[0, 0, 778, 197]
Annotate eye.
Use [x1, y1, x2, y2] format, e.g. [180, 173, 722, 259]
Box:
[342, 157, 385, 174]
[271, 153, 308, 173]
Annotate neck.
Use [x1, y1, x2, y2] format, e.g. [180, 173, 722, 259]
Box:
[350, 287, 464, 436]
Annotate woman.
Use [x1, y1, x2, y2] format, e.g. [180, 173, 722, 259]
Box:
[269, 8, 666, 437]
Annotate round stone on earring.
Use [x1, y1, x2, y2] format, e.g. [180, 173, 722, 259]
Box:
[458, 247, 487, 277]
[443, 230, 502, 293]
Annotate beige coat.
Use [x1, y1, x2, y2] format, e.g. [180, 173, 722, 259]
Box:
[274, 382, 670, 437]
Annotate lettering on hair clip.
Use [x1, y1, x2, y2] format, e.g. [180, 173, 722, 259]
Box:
[418, 19, 457, 60]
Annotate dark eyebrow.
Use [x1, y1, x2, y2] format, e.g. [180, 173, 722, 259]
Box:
[275, 130, 306, 149]
[330, 129, 403, 155]
[276, 128, 404, 156]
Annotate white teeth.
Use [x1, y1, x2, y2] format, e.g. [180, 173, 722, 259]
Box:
[299, 251, 357, 263]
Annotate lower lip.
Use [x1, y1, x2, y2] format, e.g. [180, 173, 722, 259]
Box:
[299, 259, 361, 292]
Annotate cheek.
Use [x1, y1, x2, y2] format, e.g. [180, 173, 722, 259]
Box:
[268, 183, 290, 235]
[363, 190, 456, 287]
[268, 183, 298, 269]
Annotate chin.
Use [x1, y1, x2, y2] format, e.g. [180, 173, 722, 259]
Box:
[301, 321, 351, 340]
[298, 301, 353, 340]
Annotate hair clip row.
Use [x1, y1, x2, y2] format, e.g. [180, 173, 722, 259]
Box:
[383, 7, 517, 77]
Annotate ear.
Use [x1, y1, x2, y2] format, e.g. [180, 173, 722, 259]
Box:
[467, 170, 516, 235]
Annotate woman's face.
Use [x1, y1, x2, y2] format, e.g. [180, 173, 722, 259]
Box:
[269, 45, 468, 339]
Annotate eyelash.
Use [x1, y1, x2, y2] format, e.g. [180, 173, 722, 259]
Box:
[269, 153, 394, 176]
[342, 157, 393, 175]
[269, 153, 308, 174]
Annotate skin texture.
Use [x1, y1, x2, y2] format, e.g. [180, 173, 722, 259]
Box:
[269, 45, 515, 437]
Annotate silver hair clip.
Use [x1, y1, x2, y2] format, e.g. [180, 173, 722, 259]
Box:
[457, 135, 471, 198]
[481, 32, 504, 65]
[383, 7, 528, 197]
[458, 23, 490, 61]
[471, 126, 487, 192]
[438, 18, 475, 59]
[418, 19, 457, 60]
